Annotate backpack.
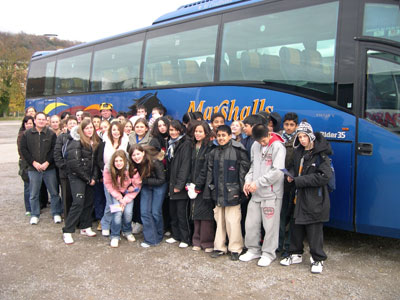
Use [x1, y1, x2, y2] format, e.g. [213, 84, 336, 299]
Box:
[317, 153, 336, 193]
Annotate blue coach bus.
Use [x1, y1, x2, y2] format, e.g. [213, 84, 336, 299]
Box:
[25, 0, 400, 238]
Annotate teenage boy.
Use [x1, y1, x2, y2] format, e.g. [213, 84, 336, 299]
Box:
[204, 125, 250, 261]
[241, 114, 264, 157]
[239, 124, 286, 267]
[278, 112, 299, 256]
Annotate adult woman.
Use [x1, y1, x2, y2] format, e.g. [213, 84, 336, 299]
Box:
[98, 121, 130, 236]
[165, 120, 192, 248]
[17, 116, 35, 216]
[25, 106, 36, 118]
[62, 119, 100, 244]
[188, 120, 215, 252]
[130, 144, 166, 247]
[103, 150, 141, 247]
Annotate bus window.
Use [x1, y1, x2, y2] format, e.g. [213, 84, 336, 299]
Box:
[143, 24, 218, 87]
[365, 50, 400, 135]
[220, 2, 339, 98]
[91, 40, 143, 91]
[363, 3, 400, 43]
[55, 51, 92, 95]
[26, 58, 55, 98]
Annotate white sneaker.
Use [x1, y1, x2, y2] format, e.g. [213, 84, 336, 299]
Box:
[63, 233, 74, 244]
[166, 237, 178, 244]
[310, 257, 324, 274]
[280, 254, 302, 266]
[123, 233, 136, 242]
[80, 227, 96, 237]
[132, 222, 143, 234]
[110, 238, 119, 248]
[102, 229, 110, 237]
[141, 242, 151, 248]
[257, 255, 272, 267]
[30, 216, 39, 225]
[53, 215, 62, 224]
[239, 251, 261, 262]
[179, 242, 189, 248]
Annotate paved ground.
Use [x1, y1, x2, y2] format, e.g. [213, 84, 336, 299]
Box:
[1, 120, 400, 300]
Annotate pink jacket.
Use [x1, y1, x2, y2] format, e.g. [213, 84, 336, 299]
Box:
[103, 168, 141, 203]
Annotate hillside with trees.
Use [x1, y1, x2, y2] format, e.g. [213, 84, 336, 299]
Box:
[0, 32, 80, 116]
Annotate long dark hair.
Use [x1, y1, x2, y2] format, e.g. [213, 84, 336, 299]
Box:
[128, 144, 154, 180]
[151, 116, 170, 138]
[189, 120, 211, 144]
[19, 116, 35, 132]
[107, 121, 124, 148]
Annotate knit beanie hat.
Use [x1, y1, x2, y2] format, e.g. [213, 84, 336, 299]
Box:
[293, 121, 315, 148]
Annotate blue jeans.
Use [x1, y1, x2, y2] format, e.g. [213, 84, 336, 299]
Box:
[140, 183, 167, 245]
[28, 169, 62, 218]
[101, 185, 113, 230]
[94, 182, 106, 220]
[23, 181, 31, 213]
[110, 197, 133, 239]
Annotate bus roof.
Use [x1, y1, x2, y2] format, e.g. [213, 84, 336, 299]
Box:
[153, 0, 257, 24]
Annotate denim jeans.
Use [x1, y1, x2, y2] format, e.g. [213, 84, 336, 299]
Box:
[110, 197, 133, 239]
[93, 182, 106, 220]
[101, 185, 113, 230]
[28, 168, 62, 218]
[23, 181, 31, 213]
[140, 183, 167, 245]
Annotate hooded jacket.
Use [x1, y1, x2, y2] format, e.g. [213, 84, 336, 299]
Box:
[66, 126, 99, 184]
[291, 132, 333, 224]
[204, 140, 250, 207]
[245, 132, 286, 202]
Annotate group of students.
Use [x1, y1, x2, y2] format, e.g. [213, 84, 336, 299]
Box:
[17, 103, 333, 274]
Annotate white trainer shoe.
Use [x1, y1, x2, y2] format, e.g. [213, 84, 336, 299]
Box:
[257, 256, 272, 267]
[63, 233, 74, 245]
[280, 254, 303, 266]
[141, 242, 151, 248]
[310, 257, 324, 274]
[239, 251, 261, 262]
[80, 227, 97, 237]
[110, 238, 119, 248]
[102, 229, 110, 237]
[123, 233, 136, 242]
[179, 242, 189, 248]
[53, 215, 62, 224]
[30, 216, 39, 225]
[166, 237, 178, 244]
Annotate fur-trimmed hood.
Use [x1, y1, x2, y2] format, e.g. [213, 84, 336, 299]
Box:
[69, 125, 80, 141]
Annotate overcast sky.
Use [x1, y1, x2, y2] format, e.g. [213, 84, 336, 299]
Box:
[1, 0, 190, 42]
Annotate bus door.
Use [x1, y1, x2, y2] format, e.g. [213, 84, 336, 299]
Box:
[356, 45, 400, 238]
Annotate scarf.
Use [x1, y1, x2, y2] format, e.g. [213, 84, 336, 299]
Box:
[282, 131, 296, 143]
[167, 135, 184, 161]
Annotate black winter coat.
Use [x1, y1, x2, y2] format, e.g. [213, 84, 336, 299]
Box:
[54, 132, 70, 179]
[190, 141, 215, 220]
[167, 136, 192, 200]
[20, 126, 57, 171]
[142, 160, 166, 186]
[204, 140, 250, 207]
[66, 127, 99, 184]
[291, 132, 333, 225]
